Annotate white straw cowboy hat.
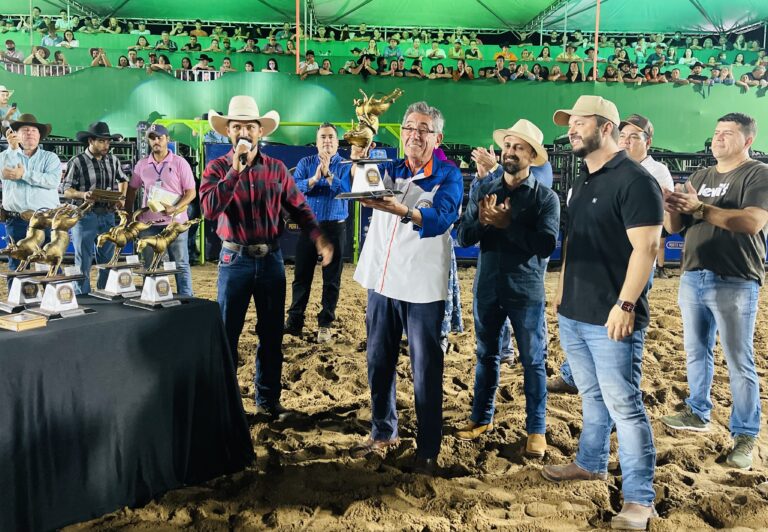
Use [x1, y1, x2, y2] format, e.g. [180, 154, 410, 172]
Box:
[492, 119, 549, 166]
[0, 85, 13, 98]
[208, 95, 280, 137]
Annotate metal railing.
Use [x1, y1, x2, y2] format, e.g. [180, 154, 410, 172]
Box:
[1, 62, 87, 77]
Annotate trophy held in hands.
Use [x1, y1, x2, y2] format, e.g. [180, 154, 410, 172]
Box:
[90, 208, 155, 301]
[124, 217, 200, 310]
[337, 88, 404, 200]
[26, 203, 96, 319]
[0, 208, 55, 312]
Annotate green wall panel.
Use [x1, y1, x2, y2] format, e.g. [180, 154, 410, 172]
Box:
[2, 68, 766, 152]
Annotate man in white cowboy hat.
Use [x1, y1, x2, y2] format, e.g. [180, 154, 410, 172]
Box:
[0, 84, 20, 135]
[350, 101, 463, 475]
[125, 124, 197, 296]
[541, 95, 662, 531]
[61, 122, 128, 294]
[200, 95, 333, 421]
[455, 119, 560, 459]
[0, 113, 61, 274]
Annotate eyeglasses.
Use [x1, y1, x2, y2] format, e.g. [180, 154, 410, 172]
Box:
[402, 126, 435, 136]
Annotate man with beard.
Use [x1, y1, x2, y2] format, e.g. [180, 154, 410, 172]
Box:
[200, 96, 333, 421]
[455, 120, 559, 459]
[350, 101, 463, 474]
[125, 125, 197, 296]
[62, 122, 127, 294]
[286, 123, 352, 342]
[541, 95, 662, 531]
[661, 113, 768, 471]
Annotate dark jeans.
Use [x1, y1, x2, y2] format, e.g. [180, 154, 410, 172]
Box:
[217, 246, 286, 408]
[3, 218, 50, 287]
[366, 290, 445, 459]
[287, 221, 346, 328]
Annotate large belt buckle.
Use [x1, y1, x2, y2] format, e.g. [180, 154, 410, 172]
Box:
[248, 244, 270, 257]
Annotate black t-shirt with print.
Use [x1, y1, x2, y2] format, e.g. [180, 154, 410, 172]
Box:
[560, 151, 663, 329]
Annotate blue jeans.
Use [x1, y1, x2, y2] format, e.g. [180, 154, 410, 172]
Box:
[138, 225, 193, 296]
[558, 315, 655, 505]
[679, 270, 761, 437]
[71, 211, 115, 294]
[217, 247, 286, 407]
[366, 290, 445, 459]
[473, 301, 547, 433]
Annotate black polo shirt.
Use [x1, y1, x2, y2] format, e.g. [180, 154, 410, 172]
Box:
[559, 151, 663, 329]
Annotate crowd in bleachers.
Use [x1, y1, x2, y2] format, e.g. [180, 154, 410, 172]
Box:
[1, 11, 767, 90]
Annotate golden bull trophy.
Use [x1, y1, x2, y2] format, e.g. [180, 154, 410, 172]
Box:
[125, 217, 200, 310]
[91, 208, 155, 301]
[337, 88, 404, 200]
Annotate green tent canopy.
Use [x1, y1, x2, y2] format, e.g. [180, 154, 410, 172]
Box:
[4, 0, 766, 32]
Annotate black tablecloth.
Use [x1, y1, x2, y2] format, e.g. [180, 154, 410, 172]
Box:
[0, 297, 254, 532]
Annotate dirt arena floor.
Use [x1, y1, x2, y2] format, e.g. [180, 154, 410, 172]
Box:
[59, 263, 768, 531]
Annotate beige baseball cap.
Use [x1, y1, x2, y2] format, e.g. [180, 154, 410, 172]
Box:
[553, 95, 620, 126]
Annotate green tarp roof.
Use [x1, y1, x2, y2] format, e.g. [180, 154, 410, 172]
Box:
[3, 0, 767, 32]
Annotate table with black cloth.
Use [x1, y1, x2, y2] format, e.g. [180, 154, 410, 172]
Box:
[0, 297, 254, 532]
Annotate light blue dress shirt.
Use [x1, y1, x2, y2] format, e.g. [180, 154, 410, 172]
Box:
[0, 146, 61, 212]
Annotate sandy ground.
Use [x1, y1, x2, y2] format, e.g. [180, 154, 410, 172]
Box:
[52, 263, 768, 531]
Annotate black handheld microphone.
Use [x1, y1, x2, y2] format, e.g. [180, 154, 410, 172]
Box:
[236, 138, 252, 166]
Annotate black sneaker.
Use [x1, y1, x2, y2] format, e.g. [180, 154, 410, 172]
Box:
[284, 321, 303, 336]
[254, 402, 294, 422]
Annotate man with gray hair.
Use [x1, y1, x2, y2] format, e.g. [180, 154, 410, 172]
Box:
[350, 101, 463, 474]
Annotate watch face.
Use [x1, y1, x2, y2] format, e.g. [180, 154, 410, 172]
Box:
[620, 301, 635, 312]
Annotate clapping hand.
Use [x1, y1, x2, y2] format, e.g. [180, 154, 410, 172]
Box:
[471, 145, 497, 178]
[478, 193, 512, 228]
[664, 181, 700, 214]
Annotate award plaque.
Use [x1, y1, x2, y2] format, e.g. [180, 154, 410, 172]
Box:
[336, 88, 404, 200]
[0, 270, 47, 313]
[90, 255, 143, 301]
[26, 267, 94, 319]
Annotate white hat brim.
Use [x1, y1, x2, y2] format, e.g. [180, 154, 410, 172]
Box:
[208, 109, 280, 138]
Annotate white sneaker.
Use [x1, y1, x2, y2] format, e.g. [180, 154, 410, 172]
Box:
[317, 327, 332, 343]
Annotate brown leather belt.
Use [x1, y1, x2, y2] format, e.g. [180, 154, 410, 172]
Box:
[222, 240, 279, 258]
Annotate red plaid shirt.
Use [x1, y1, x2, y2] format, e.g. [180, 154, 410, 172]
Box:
[200, 150, 321, 244]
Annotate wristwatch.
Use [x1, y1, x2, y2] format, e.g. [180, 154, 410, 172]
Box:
[691, 201, 706, 220]
[616, 299, 636, 313]
[400, 207, 413, 224]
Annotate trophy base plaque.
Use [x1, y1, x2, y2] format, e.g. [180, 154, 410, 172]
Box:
[0, 270, 48, 313]
[336, 159, 402, 200]
[26, 275, 94, 320]
[124, 269, 188, 310]
[90, 259, 143, 301]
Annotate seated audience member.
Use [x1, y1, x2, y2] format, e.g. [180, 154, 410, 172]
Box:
[744, 65, 767, 87]
[192, 54, 215, 71]
[678, 48, 696, 65]
[383, 37, 402, 59]
[465, 39, 483, 60]
[190, 20, 208, 37]
[219, 56, 237, 73]
[495, 44, 518, 62]
[237, 38, 260, 53]
[155, 31, 178, 52]
[81, 16, 103, 34]
[404, 38, 425, 59]
[668, 67, 689, 85]
[556, 44, 580, 62]
[428, 63, 452, 79]
[426, 41, 446, 60]
[719, 66, 735, 85]
[564, 61, 585, 82]
[634, 36, 648, 62]
[263, 35, 284, 54]
[716, 51, 729, 65]
[448, 40, 465, 59]
[519, 49, 533, 62]
[168, 21, 186, 37]
[668, 31, 686, 48]
[380, 59, 401, 77]
[489, 56, 511, 83]
[315, 25, 334, 42]
[584, 47, 605, 63]
[57, 29, 78, 48]
[645, 45, 666, 66]
[623, 63, 644, 83]
[702, 37, 715, 50]
[531, 63, 547, 81]
[211, 24, 227, 39]
[705, 55, 718, 67]
[180, 56, 193, 70]
[41, 24, 62, 47]
[103, 17, 123, 34]
[285, 38, 297, 55]
[547, 64, 564, 81]
[465, 64, 476, 78]
[116, 55, 130, 68]
[232, 26, 249, 41]
[375, 56, 388, 73]
[512, 64, 536, 81]
[130, 21, 150, 35]
[599, 63, 620, 81]
[319, 58, 333, 75]
[537, 46, 553, 62]
[707, 66, 722, 84]
[181, 35, 202, 52]
[363, 38, 379, 57]
[221, 38, 236, 54]
[732, 53, 746, 66]
[203, 38, 222, 52]
[690, 37, 703, 50]
[261, 57, 280, 72]
[687, 61, 709, 84]
[244, 60, 255, 72]
[274, 22, 291, 40]
[646, 65, 667, 83]
[733, 34, 747, 50]
[405, 58, 426, 78]
[129, 35, 152, 50]
[452, 58, 473, 80]
[149, 54, 172, 73]
[299, 50, 320, 79]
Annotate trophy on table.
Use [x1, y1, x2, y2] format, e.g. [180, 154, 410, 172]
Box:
[90, 207, 155, 301]
[0, 208, 56, 312]
[25, 203, 96, 319]
[336, 88, 404, 200]
[124, 217, 200, 310]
